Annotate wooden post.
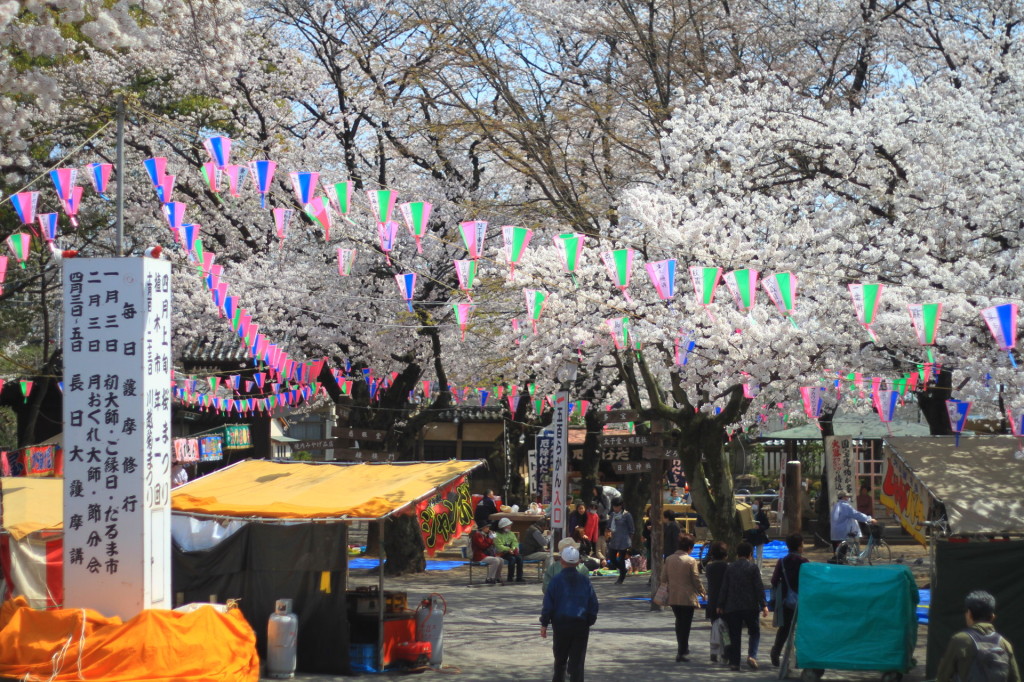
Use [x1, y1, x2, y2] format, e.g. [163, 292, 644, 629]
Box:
[648, 420, 667, 610]
[783, 460, 802, 534]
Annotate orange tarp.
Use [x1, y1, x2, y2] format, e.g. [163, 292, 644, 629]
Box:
[171, 459, 484, 520]
[0, 596, 259, 681]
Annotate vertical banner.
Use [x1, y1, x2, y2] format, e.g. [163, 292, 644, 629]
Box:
[550, 392, 569, 542]
[63, 258, 172, 618]
[824, 434, 856, 510]
[535, 433, 554, 505]
[879, 449, 930, 546]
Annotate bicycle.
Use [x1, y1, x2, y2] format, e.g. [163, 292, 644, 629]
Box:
[834, 522, 892, 565]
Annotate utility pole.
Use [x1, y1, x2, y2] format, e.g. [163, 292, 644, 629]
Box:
[115, 95, 125, 256]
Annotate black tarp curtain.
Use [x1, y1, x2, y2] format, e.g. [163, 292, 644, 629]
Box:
[172, 522, 349, 675]
[927, 539, 1024, 678]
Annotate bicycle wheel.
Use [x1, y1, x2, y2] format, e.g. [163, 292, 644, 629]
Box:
[868, 539, 892, 565]
[835, 540, 853, 565]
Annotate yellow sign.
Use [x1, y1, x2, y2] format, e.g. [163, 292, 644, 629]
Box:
[879, 449, 930, 546]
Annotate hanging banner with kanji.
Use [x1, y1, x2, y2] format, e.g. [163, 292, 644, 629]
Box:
[824, 435, 856, 509]
[416, 476, 473, 557]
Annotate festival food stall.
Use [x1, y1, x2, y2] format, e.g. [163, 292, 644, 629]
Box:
[2, 458, 483, 675]
[881, 436, 1024, 678]
[170, 458, 485, 674]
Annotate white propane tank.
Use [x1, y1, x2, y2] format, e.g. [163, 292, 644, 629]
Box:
[267, 599, 298, 679]
[415, 593, 446, 666]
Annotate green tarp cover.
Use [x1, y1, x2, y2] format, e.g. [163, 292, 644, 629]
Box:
[796, 563, 918, 672]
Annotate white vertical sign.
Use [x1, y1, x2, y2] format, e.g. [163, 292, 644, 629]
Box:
[824, 434, 856, 510]
[550, 392, 569, 541]
[63, 258, 172, 618]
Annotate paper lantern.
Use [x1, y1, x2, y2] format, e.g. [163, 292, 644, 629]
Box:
[849, 283, 884, 342]
[459, 220, 488, 259]
[981, 303, 1018, 367]
[645, 259, 676, 300]
[249, 160, 276, 208]
[724, 268, 759, 314]
[601, 249, 635, 302]
[337, 248, 357, 276]
[524, 289, 547, 334]
[762, 272, 798, 326]
[400, 201, 432, 253]
[502, 226, 533, 280]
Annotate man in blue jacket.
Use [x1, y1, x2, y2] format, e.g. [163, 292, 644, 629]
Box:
[540, 546, 599, 682]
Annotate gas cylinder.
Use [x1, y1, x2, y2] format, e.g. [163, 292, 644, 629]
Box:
[267, 599, 298, 679]
[415, 593, 446, 666]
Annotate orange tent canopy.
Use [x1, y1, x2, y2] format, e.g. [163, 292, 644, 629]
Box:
[171, 459, 485, 520]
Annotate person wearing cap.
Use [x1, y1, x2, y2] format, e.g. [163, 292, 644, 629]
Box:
[829, 489, 874, 553]
[543, 537, 591, 593]
[494, 516, 525, 582]
[540, 545, 600, 682]
[469, 521, 504, 585]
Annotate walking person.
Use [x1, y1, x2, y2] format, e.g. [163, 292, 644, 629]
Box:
[662, 510, 680, 558]
[608, 498, 634, 584]
[717, 541, 769, 671]
[769, 533, 809, 666]
[937, 590, 1021, 682]
[702, 541, 730, 663]
[660, 533, 705, 662]
[540, 546, 599, 682]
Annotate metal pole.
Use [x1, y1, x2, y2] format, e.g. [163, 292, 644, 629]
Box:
[115, 95, 125, 257]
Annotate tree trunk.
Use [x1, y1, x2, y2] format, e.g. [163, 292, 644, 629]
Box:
[382, 515, 426, 576]
[676, 415, 742, 551]
[578, 408, 603, 507]
[914, 367, 954, 435]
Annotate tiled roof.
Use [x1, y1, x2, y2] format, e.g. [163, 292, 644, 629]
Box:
[177, 336, 250, 367]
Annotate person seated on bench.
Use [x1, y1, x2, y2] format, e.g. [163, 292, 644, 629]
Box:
[494, 517, 525, 583]
[543, 537, 591, 593]
[470, 521, 503, 585]
[574, 527, 601, 572]
[520, 517, 552, 565]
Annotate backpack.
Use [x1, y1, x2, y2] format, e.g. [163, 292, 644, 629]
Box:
[960, 629, 1011, 682]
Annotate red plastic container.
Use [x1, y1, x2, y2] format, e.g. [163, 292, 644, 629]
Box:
[394, 640, 432, 665]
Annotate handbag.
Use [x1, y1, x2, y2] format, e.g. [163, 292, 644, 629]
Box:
[782, 559, 799, 609]
[710, 617, 730, 652]
[654, 583, 669, 606]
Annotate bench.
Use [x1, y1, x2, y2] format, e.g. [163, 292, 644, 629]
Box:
[463, 551, 545, 585]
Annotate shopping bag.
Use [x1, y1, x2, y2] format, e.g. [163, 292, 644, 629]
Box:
[710, 617, 730, 653]
[654, 583, 669, 606]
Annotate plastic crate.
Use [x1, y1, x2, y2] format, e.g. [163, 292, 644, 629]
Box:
[349, 643, 379, 673]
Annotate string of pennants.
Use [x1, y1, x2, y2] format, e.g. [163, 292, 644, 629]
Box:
[2, 135, 1021, 427]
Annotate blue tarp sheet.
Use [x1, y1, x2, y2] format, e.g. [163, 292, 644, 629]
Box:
[349, 558, 465, 571]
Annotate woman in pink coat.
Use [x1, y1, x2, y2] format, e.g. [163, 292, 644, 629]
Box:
[659, 533, 706, 662]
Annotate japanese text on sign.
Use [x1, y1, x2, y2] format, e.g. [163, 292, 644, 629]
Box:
[63, 259, 172, 617]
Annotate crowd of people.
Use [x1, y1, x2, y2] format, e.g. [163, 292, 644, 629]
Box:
[470, 486, 1017, 682]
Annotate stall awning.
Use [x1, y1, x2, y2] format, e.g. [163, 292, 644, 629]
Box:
[171, 459, 485, 521]
[0, 477, 63, 541]
[884, 436, 1024, 535]
[761, 415, 932, 440]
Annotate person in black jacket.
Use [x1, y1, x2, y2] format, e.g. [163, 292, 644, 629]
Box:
[663, 510, 681, 557]
[769, 533, 809, 667]
[717, 541, 768, 671]
[474, 489, 498, 528]
[703, 541, 729, 662]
